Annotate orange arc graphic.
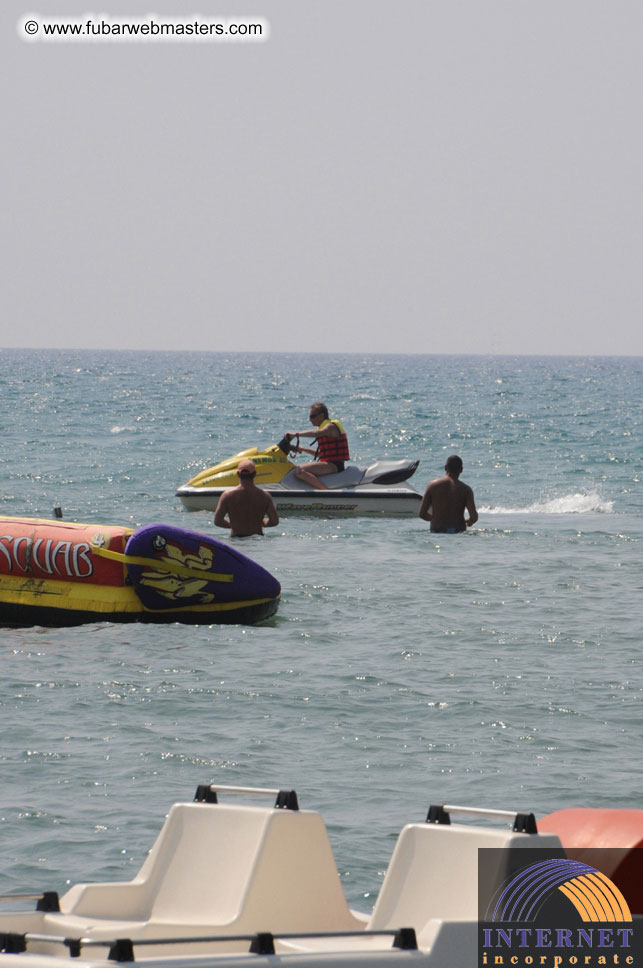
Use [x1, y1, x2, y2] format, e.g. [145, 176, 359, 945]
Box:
[558, 872, 632, 922]
[559, 881, 601, 921]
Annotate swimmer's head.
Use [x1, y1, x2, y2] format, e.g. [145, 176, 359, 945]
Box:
[238, 459, 257, 479]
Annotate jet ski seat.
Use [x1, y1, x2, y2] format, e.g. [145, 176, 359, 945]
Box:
[280, 460, 420, 492]
[280, 466, 364, 490]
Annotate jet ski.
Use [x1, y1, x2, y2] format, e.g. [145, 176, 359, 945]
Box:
[176, 437, 422, 515]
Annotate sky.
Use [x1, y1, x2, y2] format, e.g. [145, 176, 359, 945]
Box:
[3, 1, 643, 355]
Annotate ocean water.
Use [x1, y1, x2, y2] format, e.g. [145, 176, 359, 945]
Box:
[1, 349, 642, 910]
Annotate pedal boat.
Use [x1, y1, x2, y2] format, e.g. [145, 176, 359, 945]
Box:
[177, 438, 422, 515]
[1, 784, 641, 968]
[0, 516, 280, 627]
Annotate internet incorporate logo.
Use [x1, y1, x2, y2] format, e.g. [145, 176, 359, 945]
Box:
[479, 852, 637, 968]
[487, 858, 632, 923]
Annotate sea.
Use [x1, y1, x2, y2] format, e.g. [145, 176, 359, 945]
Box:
[1, 349, 642, 911]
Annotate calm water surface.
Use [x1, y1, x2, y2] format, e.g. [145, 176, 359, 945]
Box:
[1, 351, 642, 908]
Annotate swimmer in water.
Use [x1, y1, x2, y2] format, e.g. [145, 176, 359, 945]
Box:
[419, 455, 478, 533]
[214, 459, 279, 537]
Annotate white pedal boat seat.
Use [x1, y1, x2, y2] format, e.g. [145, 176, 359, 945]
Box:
[12, 786, 363, 958]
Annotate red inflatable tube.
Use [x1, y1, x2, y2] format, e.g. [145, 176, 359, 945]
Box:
[0, 517, 129, 586]
[539, 808, 643, 913]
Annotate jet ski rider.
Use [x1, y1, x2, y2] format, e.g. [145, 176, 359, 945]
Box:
[285, 402, 350, 491]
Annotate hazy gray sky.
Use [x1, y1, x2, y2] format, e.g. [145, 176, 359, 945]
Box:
[4, 2, 643, 355]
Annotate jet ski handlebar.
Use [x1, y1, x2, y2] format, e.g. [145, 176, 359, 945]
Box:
[278, 434, 300, 456]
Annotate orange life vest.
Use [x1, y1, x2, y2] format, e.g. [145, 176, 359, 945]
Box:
[316, 419, 350, 463]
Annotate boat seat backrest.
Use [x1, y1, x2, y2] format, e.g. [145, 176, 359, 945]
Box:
[61, 802, 358, 933]
[368, 822, 563, 930]
[62, 804, 270, 922]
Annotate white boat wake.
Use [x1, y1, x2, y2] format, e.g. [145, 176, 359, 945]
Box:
[479, 490, 614, 515]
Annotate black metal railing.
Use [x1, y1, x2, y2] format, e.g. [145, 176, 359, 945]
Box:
[0, 926, 417, 961]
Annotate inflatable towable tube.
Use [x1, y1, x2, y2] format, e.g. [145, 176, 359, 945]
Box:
[539, 807, 643, 914]
[0, 516, 280, 627]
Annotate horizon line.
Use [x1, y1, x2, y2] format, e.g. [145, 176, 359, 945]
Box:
[2, 347, 642, 361]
